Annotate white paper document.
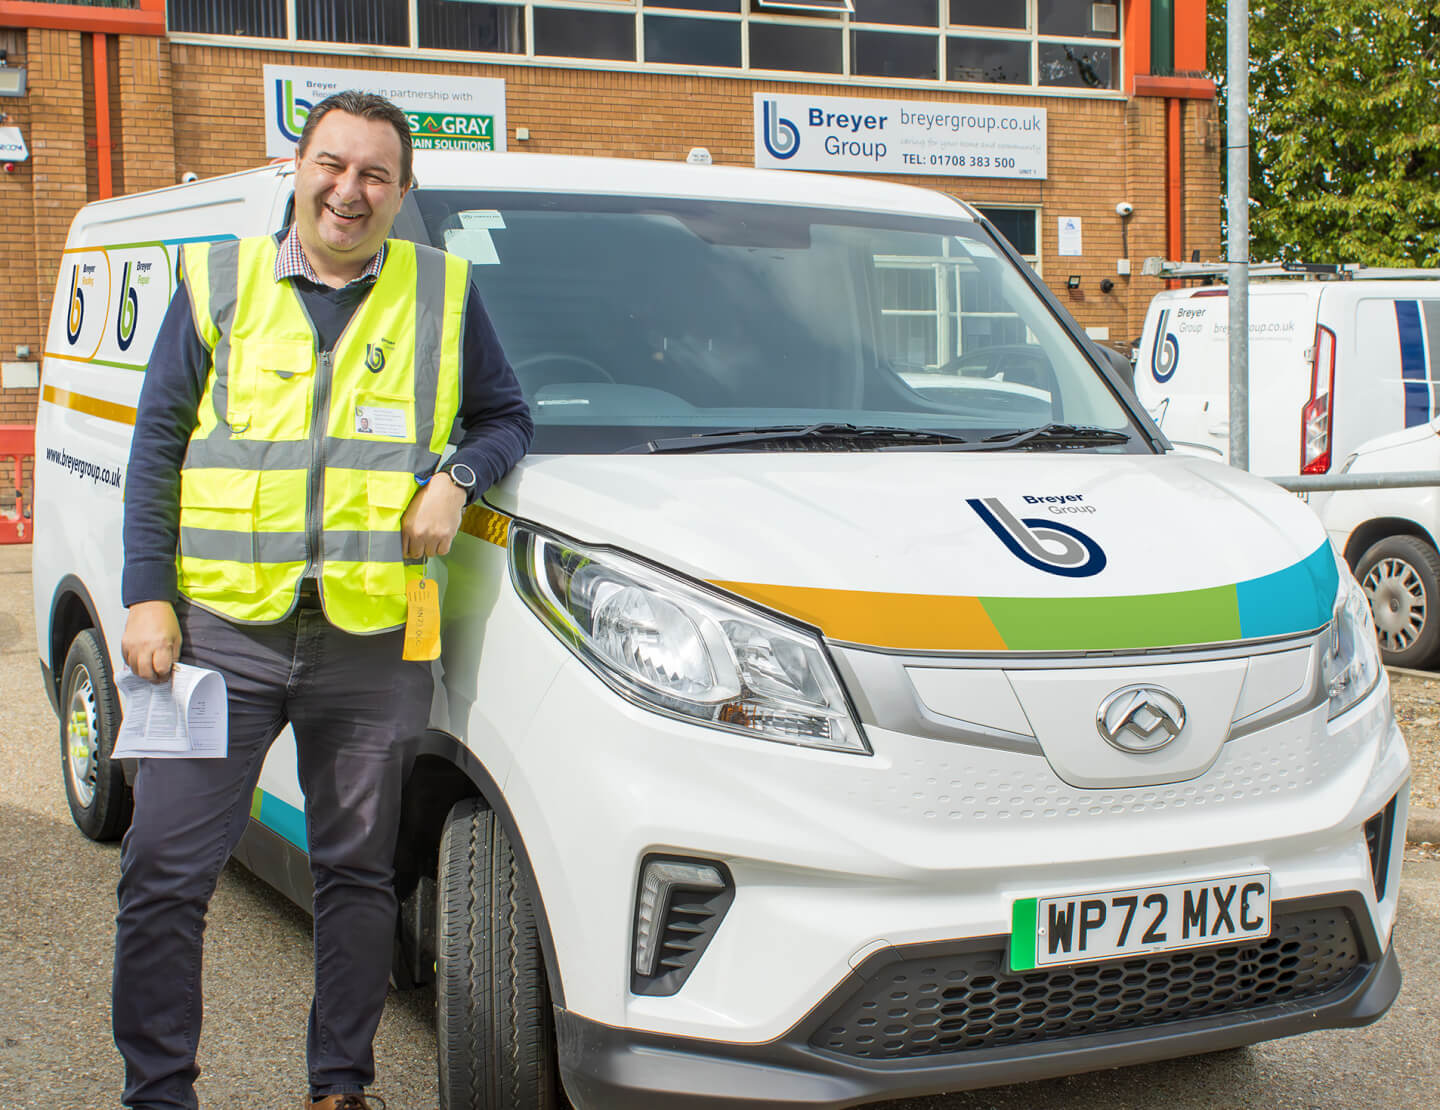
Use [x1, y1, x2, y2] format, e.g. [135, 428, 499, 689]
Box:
[114, 663, 229, 759]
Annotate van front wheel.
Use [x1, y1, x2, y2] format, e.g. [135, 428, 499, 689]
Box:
[436, 796, 562, 1110]
[1358, 535, 1440, 668]
[59, 628, 132, 841]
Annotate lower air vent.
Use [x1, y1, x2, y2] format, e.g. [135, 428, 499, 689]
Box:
[631, 855, 735, 996]
[1364, 795, 1398, 901]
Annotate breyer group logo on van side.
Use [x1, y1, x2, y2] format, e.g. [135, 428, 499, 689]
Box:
[968, 496, 1107, 577]
[65, 266, 85, 346]
[1151, 308, 1179, 383]
[116, 261, 140, 351]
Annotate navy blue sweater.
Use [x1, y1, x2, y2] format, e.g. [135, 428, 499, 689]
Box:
[122, 267, 533, 607]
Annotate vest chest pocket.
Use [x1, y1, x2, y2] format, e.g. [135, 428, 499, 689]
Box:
[227, 338, 315, 440]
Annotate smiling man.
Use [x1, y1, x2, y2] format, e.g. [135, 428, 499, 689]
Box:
[114, 92, 532, 1110]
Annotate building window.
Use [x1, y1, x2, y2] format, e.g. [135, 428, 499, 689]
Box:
[1038, 0, 1120, 40]
[949, 0, 1025, 31]
[646, 14, 741, 67]
[534, 6, 636, 61]
[418, 1, 526, 52]
[749, 20, 842, 74]
[852, 30, 936, 81]
[947, 35, 1029, 84]
[296, 0, 409, 46]
[1039, 41, 1116, 90]
[852, 0, 936, 28]
[168, 0, 286, 38]
[976, 206, 1039, 265]
[168, 0, 1121, 94]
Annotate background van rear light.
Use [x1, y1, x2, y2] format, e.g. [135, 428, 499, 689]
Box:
[1301, 324, 1337, 474]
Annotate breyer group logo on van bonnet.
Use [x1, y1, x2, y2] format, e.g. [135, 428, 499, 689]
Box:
[968, 496, 1107, 577]
[1151, 308, 1179, 383]
[264, 65, 506, 158]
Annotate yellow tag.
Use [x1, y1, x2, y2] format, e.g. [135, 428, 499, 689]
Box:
[403, 577, 441, 661]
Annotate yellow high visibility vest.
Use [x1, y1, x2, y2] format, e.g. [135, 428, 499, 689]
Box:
[175, 235, 469, 633]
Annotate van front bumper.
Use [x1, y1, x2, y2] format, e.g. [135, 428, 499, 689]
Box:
[557, 916, 1401, 1110]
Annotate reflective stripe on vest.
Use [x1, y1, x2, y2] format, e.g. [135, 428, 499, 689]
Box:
[176, 236, 469, 633]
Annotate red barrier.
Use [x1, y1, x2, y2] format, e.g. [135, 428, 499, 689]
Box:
[0, 424, 34, 544]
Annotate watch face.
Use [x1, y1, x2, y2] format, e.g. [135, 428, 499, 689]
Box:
[447, 462, 478, 490]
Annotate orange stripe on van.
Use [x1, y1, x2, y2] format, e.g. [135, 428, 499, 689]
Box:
[709, 580, 1006, 652]
[41, 384, 137, 426]
[460, 505, 510, 547]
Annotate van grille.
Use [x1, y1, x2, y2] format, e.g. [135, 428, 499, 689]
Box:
[812, 907, 1363, 1060]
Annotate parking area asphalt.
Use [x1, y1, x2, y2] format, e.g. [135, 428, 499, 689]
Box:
[1, 541, 1437, 1109]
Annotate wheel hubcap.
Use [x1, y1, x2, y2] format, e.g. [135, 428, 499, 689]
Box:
[65, 665, 99, 808]
[1362, 557, 1427, 653]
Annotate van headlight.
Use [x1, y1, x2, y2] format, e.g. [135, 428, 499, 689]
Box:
[1322, 565, 1382, 719]
[510, 526, 869, 754]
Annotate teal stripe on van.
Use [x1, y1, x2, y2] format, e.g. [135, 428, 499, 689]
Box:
[252, 788, 307, 852]
[1235, 541, 1338, 640]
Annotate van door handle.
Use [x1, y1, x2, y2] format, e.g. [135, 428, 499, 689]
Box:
[1208, 422, 1229, 435]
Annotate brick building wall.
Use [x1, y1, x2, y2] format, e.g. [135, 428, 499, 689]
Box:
[168, 43, 1210, 349]
[0, 32, 1220, 433]
[0, 28, 36, 427]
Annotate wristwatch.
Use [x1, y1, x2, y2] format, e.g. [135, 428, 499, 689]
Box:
[438, 461, 478, 502]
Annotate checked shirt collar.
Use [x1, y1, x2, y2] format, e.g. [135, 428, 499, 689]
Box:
[274, 225, 386, 289]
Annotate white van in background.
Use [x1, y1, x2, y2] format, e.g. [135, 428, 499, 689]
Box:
[1319, 420, 1440, 668]
[1134, 272, 1440, 480]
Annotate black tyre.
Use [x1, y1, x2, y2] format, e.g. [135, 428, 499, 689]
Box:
[59, 628, 132, 841]
[1357, 535, 1440, 669]
[436, 797, 561, 1110]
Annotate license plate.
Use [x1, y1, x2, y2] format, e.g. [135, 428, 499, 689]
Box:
[1010, 873, 1271, 971]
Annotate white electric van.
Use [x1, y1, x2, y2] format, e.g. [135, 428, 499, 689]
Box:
[34, 155, 1409, 1110]
[1134, 277, 1440, 479]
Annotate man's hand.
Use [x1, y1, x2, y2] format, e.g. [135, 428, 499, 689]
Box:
[402, 475, 468, 560]
[122, 600, 182, 683]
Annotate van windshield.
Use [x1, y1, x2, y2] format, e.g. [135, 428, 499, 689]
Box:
[405, 190, 1138, 454]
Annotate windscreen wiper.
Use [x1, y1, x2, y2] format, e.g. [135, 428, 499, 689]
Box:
[927, 423, 1132, 451]
[629, 423, 973, 454]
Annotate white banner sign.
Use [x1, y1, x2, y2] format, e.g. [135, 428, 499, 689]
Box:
[265, 65, 506, 158]
[753, 92, 1045, 180]
[0, 126, 28, 162]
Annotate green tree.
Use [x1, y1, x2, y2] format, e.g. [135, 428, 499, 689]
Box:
[1209, 1, 1440, 265]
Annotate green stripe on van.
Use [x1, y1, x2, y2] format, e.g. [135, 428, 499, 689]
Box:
[981, 583, 1241, 652]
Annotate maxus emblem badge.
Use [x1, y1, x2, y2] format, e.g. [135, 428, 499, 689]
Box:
[1096, 685, 1186, 753]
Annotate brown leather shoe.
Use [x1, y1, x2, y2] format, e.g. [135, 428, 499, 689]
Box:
[303, 1096, 386, 1110]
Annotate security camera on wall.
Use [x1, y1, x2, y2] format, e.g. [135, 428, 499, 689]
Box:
[180, 171, 198, 184]
[1115, 201, 1135, 217]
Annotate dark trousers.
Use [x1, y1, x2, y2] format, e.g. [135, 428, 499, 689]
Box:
[113, 599, 432, 1109]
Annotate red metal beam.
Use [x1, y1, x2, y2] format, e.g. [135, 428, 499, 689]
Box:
[0, 1, 164, 36]
[1133, 75, 1216, 99]
[92, 32, 112, 199]
[1166, 98, 1184, 287]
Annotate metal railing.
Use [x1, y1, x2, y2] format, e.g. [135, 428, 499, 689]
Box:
[1266, 472, 1440, 494]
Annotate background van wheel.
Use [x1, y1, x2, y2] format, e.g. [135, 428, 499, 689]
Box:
[436, 797, 562, 1110]
[1357, 535, 1440, 669]
[59, 628, 131, 841]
